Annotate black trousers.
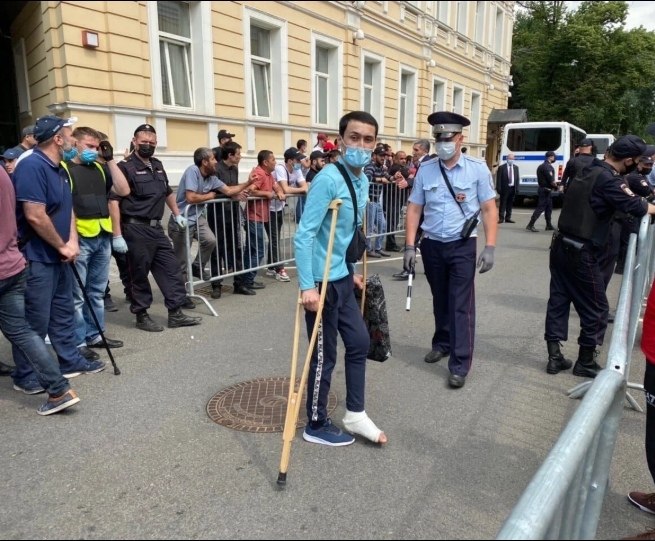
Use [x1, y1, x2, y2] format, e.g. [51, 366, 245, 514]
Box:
[105, 250, 132, 298]
[598, 221, 622, 289]
[207, 202, 243, 287]
[645, 362, 655, 486]
[530, 187, 553, 225]
[544, 235, 609, 347]
[264, 209, 284, 271]
[498, 187, 515, 220]
[122, 223, 187, 313]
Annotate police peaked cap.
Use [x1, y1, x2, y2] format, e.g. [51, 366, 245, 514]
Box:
[610, 135, 647, 159]
[427, 111, 470, 138]
[134, 124, 156, 136]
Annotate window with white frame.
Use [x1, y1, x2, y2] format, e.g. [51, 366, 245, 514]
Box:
[457, 1, 467, 34]
[452, 86, 464, 114]
[469, 92, 481, 143]
[398, 68, 417, 135]
[474, 1, 485, 44]
[362, 54, 383, 123]
[157, 1, 192, 108]
[312, 35, 341, 127]
[432, 79, 446, 112]
[245, 10, 287, 122]
[495, 8, 504, 55]
[436, 2, 448, 25]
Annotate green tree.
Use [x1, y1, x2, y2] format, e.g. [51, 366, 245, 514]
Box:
[510, 1, 655, 138]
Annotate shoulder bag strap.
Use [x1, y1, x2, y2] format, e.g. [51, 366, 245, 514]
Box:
[437, 159, 466, 217]
[335, 162, 358, 231]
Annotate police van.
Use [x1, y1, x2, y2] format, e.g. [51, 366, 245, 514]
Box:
[585, 133, 615, 160]
[500, 121, 587, 205]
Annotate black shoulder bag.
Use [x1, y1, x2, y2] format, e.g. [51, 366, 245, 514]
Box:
[438, 160, 480, 239]
[335, 162, 367, 262]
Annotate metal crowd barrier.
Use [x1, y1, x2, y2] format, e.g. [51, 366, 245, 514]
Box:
[497, 216, 655, 540]
[175, 184, 410, 314]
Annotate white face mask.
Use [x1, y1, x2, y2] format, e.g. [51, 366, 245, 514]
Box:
[436, 142, 457, 161]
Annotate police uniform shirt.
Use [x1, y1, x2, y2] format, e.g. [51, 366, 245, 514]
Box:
[408, 153, 496, 242]
[114, 154, 172, 220]
[537, 160, 555, 189]
[175, 164, 225, 225]
[589, 159, 648, 221]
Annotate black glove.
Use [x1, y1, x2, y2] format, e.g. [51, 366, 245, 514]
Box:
[99, 140, 114, 162]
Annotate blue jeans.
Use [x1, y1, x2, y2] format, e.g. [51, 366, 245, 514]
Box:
[366, 201, 386, 252]
[12, 260, 87, 379]
[73, 233, 111, 345]
[2, 269, 69, 395]
[243, 221, 266, 286]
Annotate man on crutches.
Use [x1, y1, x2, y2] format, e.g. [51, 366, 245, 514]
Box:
[294, 111, 388, 447]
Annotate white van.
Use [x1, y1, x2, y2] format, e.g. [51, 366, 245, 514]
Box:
[501, 121, 587, 205]
[585, 133, 615, 160]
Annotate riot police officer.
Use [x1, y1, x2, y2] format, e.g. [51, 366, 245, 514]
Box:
[544, 135, 655, 377]
[526, 151, 558, 232]
[112, 124, 201, 332]
[561, 138, 596, 193]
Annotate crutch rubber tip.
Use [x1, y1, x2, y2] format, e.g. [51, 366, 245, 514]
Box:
[276, 472, 287, 487]
[113, 367, 121, 375]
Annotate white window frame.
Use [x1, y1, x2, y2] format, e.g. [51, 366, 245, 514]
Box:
[360, 51, 385, 132]
[431, 77, 447, 112]
[469, 91, 481, 143]
[436, 1, 449, 25]
[397, 65, 418, 136]
[311, 33, 343, 129]
[474, 1, 485, 45]
[495, 7, 505, 55]
[147, 1, 213, 114]
[13, 38, 31, 115]
[243, 8, 288, 123]
[452, 85, 464, 114]
[456, 1, 468, 35]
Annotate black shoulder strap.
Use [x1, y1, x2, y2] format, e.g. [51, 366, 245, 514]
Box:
[334, 162, 358, 230]
[437, 159, 466, 217]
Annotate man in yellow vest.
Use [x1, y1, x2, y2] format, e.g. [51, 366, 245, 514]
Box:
[63, 126, 130, 363]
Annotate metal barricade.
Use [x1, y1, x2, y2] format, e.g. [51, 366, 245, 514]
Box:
[497, 216, 655, 539]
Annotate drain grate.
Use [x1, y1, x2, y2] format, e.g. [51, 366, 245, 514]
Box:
[207, 376, 338, 433]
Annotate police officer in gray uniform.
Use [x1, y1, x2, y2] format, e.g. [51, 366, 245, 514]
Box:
[404, 112, 498, 389]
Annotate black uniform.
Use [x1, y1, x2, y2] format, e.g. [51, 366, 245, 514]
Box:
[529, 159, 557, 227]
[114, 154, 187, 314]
[545, 159, 649, 348]
[561, 153, 595, 192]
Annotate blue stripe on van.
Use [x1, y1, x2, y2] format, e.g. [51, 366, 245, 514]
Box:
[502, 155, 564, 161]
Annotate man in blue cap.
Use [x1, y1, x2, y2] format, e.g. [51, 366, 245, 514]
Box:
[1, 147, 22, 179]
[403, 111, 498, 389]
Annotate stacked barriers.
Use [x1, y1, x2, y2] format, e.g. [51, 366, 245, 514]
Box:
[497, 216, 655, 540]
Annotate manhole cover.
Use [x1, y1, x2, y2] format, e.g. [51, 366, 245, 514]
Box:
[207, 376, 338, 433]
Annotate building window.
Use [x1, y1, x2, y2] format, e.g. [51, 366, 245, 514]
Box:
[13, 38, 30, 115]
[470, 92, 481, 143]
[495, 8, 504, 55]
[432, 78, 446, 112]
[456, 1, 467, 35]
[157, 1, 192, 108]
[475, 1, 485, 44]
[436, 2, 449, 25]
[251, 25, 272, 118]
[398, 67, 417, 136]
[361, 53, 384, 127]
[312, 34, 342, 128]
[244, 10, 287, 122]
[452, 86, 464, 114]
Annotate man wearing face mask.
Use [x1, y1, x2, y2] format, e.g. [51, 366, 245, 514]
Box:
[526, 151, 558, 232]
[561, 138, 595, 193]
[13, 115, 107, 385]
[544, 135, 655, 378]
[403, 111, 498, 389]
[62, 127, 130, 360]
[111, 124, 201, 332]
[496, 153, 519, 224]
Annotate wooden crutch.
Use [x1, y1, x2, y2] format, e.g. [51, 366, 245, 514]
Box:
[277, 199, 342, 487]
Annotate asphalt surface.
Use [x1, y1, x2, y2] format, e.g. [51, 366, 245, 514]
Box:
[1, 205, 653, 540]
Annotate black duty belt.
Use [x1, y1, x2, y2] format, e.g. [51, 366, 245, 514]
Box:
[554, 231, 586, 250]
[122, 216, 162, 227]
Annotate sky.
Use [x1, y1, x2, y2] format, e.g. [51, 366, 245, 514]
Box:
[566, 1, 655, 31]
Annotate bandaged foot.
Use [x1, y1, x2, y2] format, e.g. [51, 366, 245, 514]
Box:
[342, 410, 388, 444]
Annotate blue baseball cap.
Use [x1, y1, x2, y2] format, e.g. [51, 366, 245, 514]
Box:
[1, 147, 22, 160]
[33, 115, 77, 143]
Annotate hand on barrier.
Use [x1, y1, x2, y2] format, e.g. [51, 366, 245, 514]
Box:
[477, 245, 495, 274]
[99, 140, 114, 161]
[174, 215, 187, 230]
[403, 246, 416, 272]
[112, 235, 128, 253]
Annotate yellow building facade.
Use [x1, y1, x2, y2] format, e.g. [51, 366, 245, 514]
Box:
[5, 1, 515, 179]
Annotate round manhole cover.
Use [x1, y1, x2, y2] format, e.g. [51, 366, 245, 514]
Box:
[207, 377, 338, 433]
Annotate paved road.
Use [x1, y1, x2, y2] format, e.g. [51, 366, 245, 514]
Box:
[0, 206, 652, 539]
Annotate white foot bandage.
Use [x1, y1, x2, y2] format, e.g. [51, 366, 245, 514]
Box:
[342, 410, 385, 443]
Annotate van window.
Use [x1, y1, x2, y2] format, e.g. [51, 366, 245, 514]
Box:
[591, 137, 610, 156]
[506, 128, 561, 152]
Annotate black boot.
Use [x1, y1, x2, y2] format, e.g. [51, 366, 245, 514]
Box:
[526, 220, 538, 232]
[545, 222, 555, 231]
[546, 341, 572, 374]
[168, 308, 202, 328]
[136, 311, 164, 332]
[572, 345, 602, 378]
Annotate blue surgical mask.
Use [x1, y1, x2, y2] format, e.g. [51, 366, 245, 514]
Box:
[80, 149, 98, 164]
[62, 146, 78, 162]
[293, 163, 302, 171]
[436, 142, 457, 161]
[507, 159, 514, 166]
[343, 146, 373, 169]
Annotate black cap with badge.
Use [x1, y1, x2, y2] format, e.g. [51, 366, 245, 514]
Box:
[134, 124, 156, 136]
[427, 111, 471, 139]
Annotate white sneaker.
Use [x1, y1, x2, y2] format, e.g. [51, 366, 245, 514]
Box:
[265, 269, 276, 277]
[275, 268, 290, 282]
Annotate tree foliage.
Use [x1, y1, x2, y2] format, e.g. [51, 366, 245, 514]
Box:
[510, 1, 655, 138]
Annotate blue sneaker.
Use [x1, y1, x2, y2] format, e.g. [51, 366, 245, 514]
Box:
[13, 381, 46, 395]
[37, 389, 80, 416]
[61, 359, 106, 379]
[303, 419, 355, 446]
